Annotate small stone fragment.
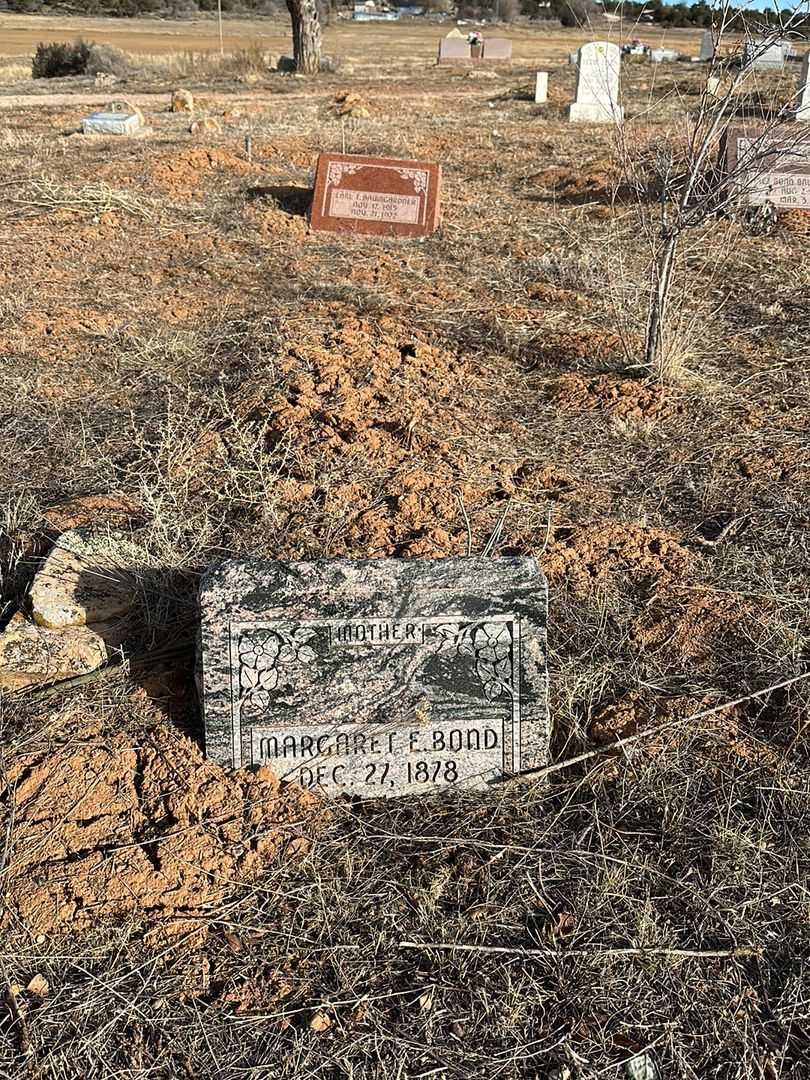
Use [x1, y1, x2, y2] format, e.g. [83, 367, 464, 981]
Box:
[29, 530, 143, 629]
[26, 974, 49, 997]
[189, 117, 222, 135]
[0, 612, 124, 690]
[309, 1010, 332, 1032]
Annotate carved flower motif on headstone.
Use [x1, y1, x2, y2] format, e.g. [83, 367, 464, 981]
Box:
[239, 627, 316, 710]
[395, 168, 429, 194]
[327, 162, 363, 187]
[435, 621, 513, 700]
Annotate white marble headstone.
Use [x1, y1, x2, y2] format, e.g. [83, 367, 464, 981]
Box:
[535, 71, 548, 104]
[743, 40, 787, 70]
[797, 52, 810, 122]
[568, 41, 623, 124]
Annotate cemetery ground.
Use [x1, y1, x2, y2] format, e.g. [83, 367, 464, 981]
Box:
[0, 21, 809, 1079]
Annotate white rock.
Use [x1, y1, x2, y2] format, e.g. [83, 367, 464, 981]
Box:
[0, 612, 124, 690]
[29, 530, 143, 629]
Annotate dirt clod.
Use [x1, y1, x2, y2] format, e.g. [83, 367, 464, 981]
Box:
[3, 712, 320, 939]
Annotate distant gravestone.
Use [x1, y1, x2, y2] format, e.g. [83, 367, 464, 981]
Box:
[309, 152, 441, 237]
[568, 51, 578, 65]
[699, 31, 714, 62]
[651, 47, 679, 63]
[445, 26, 465, 38]
[200, 557, 549, 796]
[797, 52, 810, 121]
[81, 111, 142, 136]
[726, 124, 810, 209]
[535, 71, 549, 103]
[569, 41, 623, 123]
[482, 38, 513, 63]
[742, 40, 787, 70]
[438, 37, 471, 64]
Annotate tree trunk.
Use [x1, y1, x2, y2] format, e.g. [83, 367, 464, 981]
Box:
[286, 0, 321, 75]
[645, 230, 679, 381]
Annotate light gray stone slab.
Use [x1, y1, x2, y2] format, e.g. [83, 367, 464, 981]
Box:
[535, 71, 548, 104]
[200, 557, 548, 797]
[699, 31, 713, 62]
[569, 41, 623, 124]
[742, 40, 788, 69]
[797, 52, 810, 121]
[81, 111, 142, 136]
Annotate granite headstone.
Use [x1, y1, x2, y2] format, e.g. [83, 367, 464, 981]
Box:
[569, 41, 623, 123]
[200, 557, 549, 796]
[438, 38, 471, 64]
[742, 40, 788, 70]
[309, 152, 441, 238]
[725, 124, 810, 209]
[699, 31, 714, 62]
[482, 38, 513, 63]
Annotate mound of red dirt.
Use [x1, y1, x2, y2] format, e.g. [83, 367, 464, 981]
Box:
[149, 148, 260, 198]
[3, 709, 320, 939]
[543, 521, 690, 593]
[551, 373, 682, 422]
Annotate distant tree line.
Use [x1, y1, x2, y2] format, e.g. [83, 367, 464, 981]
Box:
[600, 0, 810, 29]
[3, 0, 810, 30]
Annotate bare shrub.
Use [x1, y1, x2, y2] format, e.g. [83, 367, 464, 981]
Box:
[31, 40, 91, 79]
[85, 43, 131, 77]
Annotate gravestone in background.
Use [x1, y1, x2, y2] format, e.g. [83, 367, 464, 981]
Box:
[568, 41, 623, 123]
[797, 52, 810, 121]
[309, 152, 441, 238]
[482, 38, 513, 63]
[438, 37, 471, 64]
[742, 40, 787, 69]
[535, 71, 549, 104]
[200, 557, 549, 797]
[725, 124, 810, 209]
[82, 111, 142, 136]
[651, 47, 679, 63]
[699, 31, 714, 62]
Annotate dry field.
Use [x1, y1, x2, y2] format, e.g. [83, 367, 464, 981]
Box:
[0, 18, 809, 1080]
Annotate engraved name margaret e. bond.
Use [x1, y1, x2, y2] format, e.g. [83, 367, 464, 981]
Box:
[227, 614, 522, 784]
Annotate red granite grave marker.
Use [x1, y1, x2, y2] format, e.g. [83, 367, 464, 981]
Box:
[310, 153, 442, 238]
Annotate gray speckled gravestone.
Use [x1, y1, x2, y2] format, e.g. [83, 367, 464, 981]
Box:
[200, 557, 548, 797]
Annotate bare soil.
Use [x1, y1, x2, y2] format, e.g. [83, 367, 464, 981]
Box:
[0, 20, 808, 1080]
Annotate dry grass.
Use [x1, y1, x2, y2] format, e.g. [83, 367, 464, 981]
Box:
[0, 25, 808, 1079]
[1, 682, 808, 1078]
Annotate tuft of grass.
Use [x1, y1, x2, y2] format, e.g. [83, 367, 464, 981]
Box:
[1, 179, 154, 222]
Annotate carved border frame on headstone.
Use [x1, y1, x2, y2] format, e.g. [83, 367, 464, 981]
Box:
[320, 163, 431, 226]
[226, 613, 525, 775]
